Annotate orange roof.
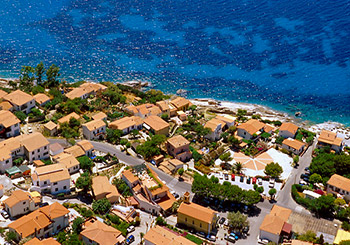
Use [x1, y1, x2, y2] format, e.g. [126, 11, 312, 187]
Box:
[237, 119, 266, 135]
[122, 170, 139, 184]
[260, 205, 292, 235]
[43, 121, 57, 131]
[17, 132, 49, 152]
[178, 202, 217, 224]
[144, 115, 169, 131]
[215, 115, 235, 124]
[0, 110, 20, 128]
[318, 130, 343, 147]
[3, 190, 31, 208]
[56, 153, 80, 169]
[92, 112, 107, 121]
[0, 101, 14, 110]
[82, 119, 106, 131]
[33, 93, 50, 105]
[24, 237, 60, 245]
[156, 101, 170, 111]
[280, 122, 298, 135]
[80, 82, 107, 92]
[157, 191, 176, 211]
[77, 140, 94, 152]
[57, 112, 80, 124]
[0, 184, 3, 190]
[167, 135, 190, 148]
[264, 124, 275, 133]
[170, 97, 191, 109]
[65, 82, 106, 100]
[125, 105, 138, 114]
[3, 89, 33, 106]
[282, 138, 305, 150]
[92, 176, 120, 199]
[34, 163, 70, 182]
[64, 145, 85, 158]
[0, 89, 8, 99]
[205, 118, 225, 132]
[39, 202, 69, 219]
[327, 174, 350, 192]
[81, 219, 125, 245]
[109, 116, 143, 131]
[33, 160, 45, 167]
[144, 225, 196, 245]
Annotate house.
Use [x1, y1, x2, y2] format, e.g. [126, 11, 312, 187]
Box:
[3, 90, 35, 114]
[65, 82, 107, 100]
[92, 112, 107, 121]
[143, 115, 169, 135]
[43, 121, 58, 136]
[31, 164, 70, 195]
[159, 159, 184, 175]
[317, 130, 343, 153]
[125, 103, 162, 118]
[122, 170, 140, 189]
[282, 138, 306, 155]
[53, 152, 80, 174]
[177, 111, 187, 121]
[24, 237, 60, 245]
[17, 132, 50, 162]
[80, 218, 125, 245]
[0, 101, 14, 111]
[49, 143, 64, 156]
[156, 100, 170, 117]
[3, 190, 41, 217]
[259, 205, 292, 244]
[0, 89, 8, 99]
[144, 225, 196, 245]
[33, 93, 50, 107]
[237, 119, 266, 140]
[279, 122, 299, 139]
[57, 112, 80, 125]
[8, 202, 69, 241]
[327, 174, 350, 202]
[109, 116, 143, 134]
[64, 145, 86, 158]
[82, 119, 106, 140]
[170, 97, 192, 111]
[215, 115, 235, 129]
[0, 110, 21, 137]
[92, 176, 120, 203]
[177, 192, 218, 235]
[166, 135, 192, 162]
[204, 118, 225, 141]
[76, 140, 94, 157]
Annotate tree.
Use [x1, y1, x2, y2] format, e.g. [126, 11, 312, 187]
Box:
[309, 173, 322, 184]
[155, 216, 167, 226]
[45, 64, 60, 88]
[161, 113, 169, 121]
[106, 128, 123, 144]
[311, 195, 335, 215]
[14, 111, 27, 122]
[236, 109, 247, 122]
[75, 172, 92, 192]
[269, 188, 277, 199]
[136, 135, 166, 160]
[309, 153, 336, 178]
[298, 230, 317, 243]
[5, 231, 17, 243]
[130, 129, 139, 139]
[113, 178, 132, 197]
[233, 162, 243, 174]
[178, 168, 184, 176]
[227, 211, 249, 231]
[72, 217, 84, 234]
[228, 135, 240, 147]
[92, 198, 111, 214]
[256, 186, 264, 194]
[20, 65, 35, 90]
[220, 152, 232, 164]
[35, 62, 45, 85]
[78, 156, 94, 172]
[264, 162, 283, 179]
[340, 240, 350, 245]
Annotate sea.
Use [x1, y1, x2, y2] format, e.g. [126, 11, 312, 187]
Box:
[0, 0, 349, 125]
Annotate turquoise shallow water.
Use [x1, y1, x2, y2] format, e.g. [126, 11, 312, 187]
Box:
[0, 0, 349, 125]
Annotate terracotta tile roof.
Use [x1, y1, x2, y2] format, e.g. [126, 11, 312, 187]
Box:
[318, 130, 343, 147]
[43, 121, 57, 131]
[57, 112, 80, 124]
[157, 191, 176, 211]
[56, 153, 80, 169]
[92, 112, 107, 121]
[92, 176, 120, 199]
[33, 160, 45, 167]
[156, 101, 170, 111]
[215, 115, 235, 124]
[280, 122, 298, 135]
[264, 124, 275, 133]
[109, 116, 143, 131]
[64, 145, 85, 158]
[237, 119, 266, 135]
[49, 143, 64, 153]
[205, 118, 225, 132]
[125, 105, 138, 114]
[77, 140, 94, 152]
[33, 93, 50, 105]
[160, 159, 184, 173]
[149, 106, 162, 116]
[0, 184, 3, 190]
[18, 132, 49, 152]
[0, 89, 8, 99]
[282, 138, 305, 150]
[170, 97, 191, 109]
[34, 163, 70, 183]
[0, 101, 14, 110]
[81, 219, 125, 245]
[178, 202, 217, 224]
[3, 190, 31, 208]
[3, 89, 34, 106]
[328, 174, 350, 192]
[82, 119, 106, 131]
[122, 170, 139, 184]
[0, 110, 20, 128]
[24, 237, 60, 245]
[65, 83, 102, 100]
[167, 135, 190, 148]
[144, 225, 196, 245]
[144, 115, 169, 131]
[80, 82, 107, 92]
[39, 202, 69, 219]
[260, 205, 292, 235]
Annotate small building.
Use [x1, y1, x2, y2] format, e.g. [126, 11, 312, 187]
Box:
[109, 116, 143, 134]
[3, 190, 40, 217]
[215, 115, 235, 128]
[3, 89, 35, 114]
[82, 119, 106, 140]
[0, 110, 21, 138]
[54, 152, 80, 174]
[144, 225, 196, 245]
[279, 122, 299, 139]
[66, 82, 107, 100]
[57, 112, 80, 125]
[49, 143, 64, 156]
[259, 205, 292, 244]
[143, 115, 169, 135]
[282, 138, 306, 155]
[81, 218, 125, 245]
[122, 170, 140, 189]
[92, 112, 107, 121]
[237, 119, 266, 140]
[170, 97, 192, 111]
[5, 166, 22, 179]
[177, 111, 187, 121]
[327, 174, 350, 202]
[126, 103, 162, 118]
[17, 132, 50, 162]
[43, 121, 58, 136]
[166, 135, 192, 162]
[92, 176, 120, 203]
[0, 89, 8, 99]
[33, 160, 45, 168]
[76, 140, 94, 157]
[303, 190, 321, 200]
[24, 237, 60, 245]
[159, 159, 184, 175]
[33, 93, 50, 107]
[156, 101, 170, 117]
[64, 145, 85, 158]
[204, 118, 225, 141]
[177, 192, 218, 235]
[317, 129, 343, 153]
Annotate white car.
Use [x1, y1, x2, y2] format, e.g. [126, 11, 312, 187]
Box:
[269, 179, 275, 188]
[127, 225, 135, 233]
[258, 238, 270, 244]
[257, 178, 263, 185]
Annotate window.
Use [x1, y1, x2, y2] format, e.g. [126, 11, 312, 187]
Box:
[53, 182, 57, 186]
[6, 160, 9, 164]
[38, 149, 40, 153]
[44, 146, 47, 150]
[185, 218, 187, 222]
[23, 202, 26, 205]
[192, 220, 194, 225]
[63, 186, 67, 189]
[32, 151, 34, 154]
[55, 188, 58, 192]
[200, 223, 202, 228]
[44, 181, 47, 185]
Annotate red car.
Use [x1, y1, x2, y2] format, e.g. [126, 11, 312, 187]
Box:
[252, 177, 257, 184]
[231, 174, 235, 181]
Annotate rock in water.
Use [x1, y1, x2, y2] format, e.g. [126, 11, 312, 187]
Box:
[176, 89, 188, 95]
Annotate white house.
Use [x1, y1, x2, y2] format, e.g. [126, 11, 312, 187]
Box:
[31, 164, 70, 195]
[18, 132, 50, 162]
[3, 89, 35, 114]
[3, 190, 40, 217]
[76, 140, 94, 157]
[317, 130, 344, 153]
[237, 119, 266, 140]
[33, 93, 50, 107]
[279, 122, 298, 139]
[204, 118, 224, 141]
[109, 116, 143, 134]
[49, 143, 64, 156]
[0, 110, 21, 138]
[327, 174, 350, 202]
[282, 138, 306, 155]
[53, 152, 80, 174]
[82, 119, 106, 140]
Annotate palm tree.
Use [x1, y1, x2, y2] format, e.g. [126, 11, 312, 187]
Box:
[233, 162, 243, 174]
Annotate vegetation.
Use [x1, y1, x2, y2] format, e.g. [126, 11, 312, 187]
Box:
[5, 231, 17, 244]
[268, 188, 277, 199]
[106, 128, 123, 144]
[14, 111, 27, 122]
[75, 172, 92, 192]
[113, 178, 132, 197]
[156, 216, 167, 226]
[136, 134, 166, 160]
[185, 234, 203, 245]
[264, 162, 283, 179]
[77, 156, 94, 172]
[92, 198, 111, 214]
[310, 153, 350, 180]
[297, 230, 324, 244]
[72, 217, 84, 234]
[59, 117, 81, 139]
[227, 211, 249, 231]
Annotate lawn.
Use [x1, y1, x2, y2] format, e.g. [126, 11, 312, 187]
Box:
[185, 234, 203, 244]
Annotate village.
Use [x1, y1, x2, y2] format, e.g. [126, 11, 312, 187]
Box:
[0, 69, 349, 245]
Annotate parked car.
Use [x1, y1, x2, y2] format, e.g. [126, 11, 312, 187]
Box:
[243, 226, 249, 234]
[206, 234, 216, 242]
[258, 238, 270, 244]
[240, 176, 244, 182]
[224, 234, 236, 243]
[39, 202, 49, 208]
[1, 210, 9, 219]
[127, 225, 135, 233]
[28, 127, 32, 133]
[258, 178, 263, 185]
[126, 235, 135, 244]
[269, 179, 275, 188]
[246, 177, 251, 184]
[305, 167, 310, 172]
[197, 231, 206, 238]
[231, 174, 235, 181]
[299, 180, 307, 185]
[229, 232, 239, 240]
[301, 173, 309, 179]
[219, 217, 226, 225]
[252, 177, 257, 184]
[243, 205, 249, 213]
[224, 173, 229, 180]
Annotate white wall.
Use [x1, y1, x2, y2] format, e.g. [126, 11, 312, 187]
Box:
[0, 157, 12, 173]
[260, 230, 280, 244]
[237, 128, 253, 140]
[279, 130, 295, 139]
[50, 179, 71, 194]
[27, 145, 50, 162]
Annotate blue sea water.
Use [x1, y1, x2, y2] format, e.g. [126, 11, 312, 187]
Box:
[0, 0, 350, 125]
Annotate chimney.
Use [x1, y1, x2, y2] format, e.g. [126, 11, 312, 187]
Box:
[183, 191, 190, 204]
